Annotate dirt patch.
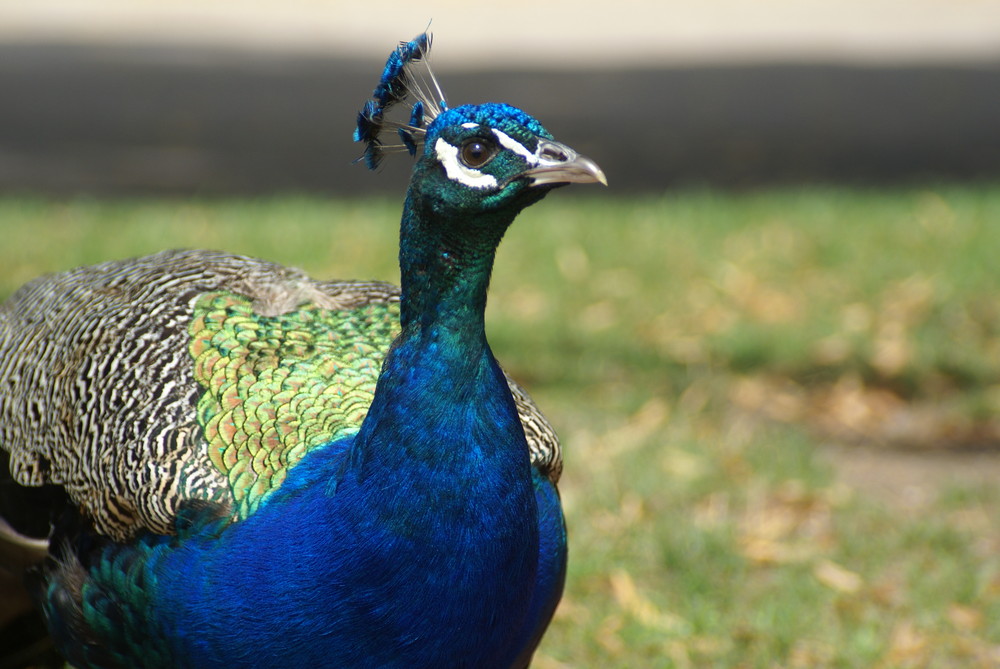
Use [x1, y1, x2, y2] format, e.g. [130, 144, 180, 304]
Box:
[729, 374, 1000, 509]
[820, 444, 1000, 510]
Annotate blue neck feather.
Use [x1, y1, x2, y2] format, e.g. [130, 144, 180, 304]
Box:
[397, 188, 515, 332]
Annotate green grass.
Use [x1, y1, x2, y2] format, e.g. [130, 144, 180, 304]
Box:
[2, 186, 999, 667]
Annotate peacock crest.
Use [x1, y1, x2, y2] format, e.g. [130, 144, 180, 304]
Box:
[354, 31, 448, 169]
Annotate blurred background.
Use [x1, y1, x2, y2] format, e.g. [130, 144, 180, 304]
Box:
[2, 1, 1000, 666]
[2, 0, 1000, 194]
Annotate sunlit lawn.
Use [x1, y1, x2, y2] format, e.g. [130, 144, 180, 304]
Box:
[2, 186, 999, 666]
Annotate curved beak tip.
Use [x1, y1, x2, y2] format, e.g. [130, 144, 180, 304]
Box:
[590, 162, 609, 187]
[525, 141, 607, 188]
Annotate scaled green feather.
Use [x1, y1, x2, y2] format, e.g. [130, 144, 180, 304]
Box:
[188, 292, 401, 519]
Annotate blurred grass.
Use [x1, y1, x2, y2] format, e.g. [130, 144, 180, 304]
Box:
[1, 186, 999, 666]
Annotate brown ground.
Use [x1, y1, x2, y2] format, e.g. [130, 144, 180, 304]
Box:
[822, 445, 1000, 510]
[731, 375, 1000, 510]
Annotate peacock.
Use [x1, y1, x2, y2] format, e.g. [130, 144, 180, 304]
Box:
[0, 31, 605, 668]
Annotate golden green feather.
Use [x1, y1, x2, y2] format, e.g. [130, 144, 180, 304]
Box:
[188, 292, 401, 518]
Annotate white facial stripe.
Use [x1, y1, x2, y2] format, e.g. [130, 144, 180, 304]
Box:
[461, 122, 480, 129]
[491, 129, 537, 165]
[434, 138, 498, 190]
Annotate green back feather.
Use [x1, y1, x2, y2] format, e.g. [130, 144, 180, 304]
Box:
[189, 292, 400, 519]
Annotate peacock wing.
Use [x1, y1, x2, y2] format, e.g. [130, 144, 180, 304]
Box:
[0, 249, 560, 543]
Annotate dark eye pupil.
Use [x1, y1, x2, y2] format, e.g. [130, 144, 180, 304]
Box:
[461, 139, 494, 168]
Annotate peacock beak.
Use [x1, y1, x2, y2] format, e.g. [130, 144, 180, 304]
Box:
[524, 139, 608, 187]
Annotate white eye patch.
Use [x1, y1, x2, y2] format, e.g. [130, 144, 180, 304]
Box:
[491, 129, 536, 164]
[494, 130, 574, 173]
[434, 138, 498, 190]
[434, 129, 549, 190]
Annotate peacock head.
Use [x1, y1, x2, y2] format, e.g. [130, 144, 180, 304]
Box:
[354, 32, 606, 218]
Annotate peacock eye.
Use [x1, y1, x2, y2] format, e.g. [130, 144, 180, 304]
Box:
[459, 137, 497, 168]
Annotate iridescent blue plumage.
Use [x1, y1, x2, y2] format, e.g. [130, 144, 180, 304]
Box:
[373, 32, 431, 107]
[2, 30, 605, 668]
[399, 101, 425, 156]
[355, 31, 448, 170]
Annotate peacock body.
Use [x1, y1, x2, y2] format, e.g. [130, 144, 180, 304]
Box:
[0, 32, 604, 668]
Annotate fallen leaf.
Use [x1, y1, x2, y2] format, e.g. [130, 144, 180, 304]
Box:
[813, 559, 863, 595]
[882, 620, 928, 665]
[947, 603, 983, 632]
[609, 569, 687, 634]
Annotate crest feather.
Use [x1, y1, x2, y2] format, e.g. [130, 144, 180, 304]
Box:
[354, 32, 448, 170]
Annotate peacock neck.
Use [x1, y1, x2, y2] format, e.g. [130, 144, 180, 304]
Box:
[348, 188, 526, 475]
[397, 190, 515, 339]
